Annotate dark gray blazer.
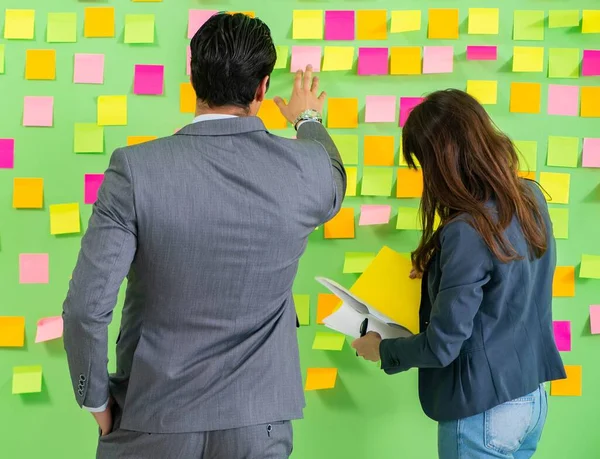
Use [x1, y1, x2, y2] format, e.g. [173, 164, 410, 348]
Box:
[380, 181, 566, 421]
[63, 118, 345, 433]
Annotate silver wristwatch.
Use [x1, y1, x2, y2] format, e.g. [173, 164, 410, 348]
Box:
[293, 109, 323, 130]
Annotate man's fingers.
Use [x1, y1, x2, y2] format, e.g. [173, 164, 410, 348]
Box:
[273, 96, 286, 110]
[318, 91, 327, 102]
[293, 70, 303, 92]
[310, 76, 319, 94]
[303, 65, 313, 91]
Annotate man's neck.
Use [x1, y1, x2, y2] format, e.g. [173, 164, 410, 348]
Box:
[195, 103, 250, 118]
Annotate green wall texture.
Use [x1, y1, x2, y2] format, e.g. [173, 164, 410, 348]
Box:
[1, 0, 600, 457]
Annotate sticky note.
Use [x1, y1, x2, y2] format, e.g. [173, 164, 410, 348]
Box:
[514, 141, 538, 172]
[290, 46, 322, 72]
[391, 10, 421, 33]
[346, 167, 357, 197]
[134, 65, 164, 95]
[548, 208, 569, 239]
[553, 321, 571, 351]
[581, 87, 600, 117]
[98, 96, 127, 126]
[365, 96, 396, 123]
[47, 13, 76, 43]
[324, 208, 355, 239]
[327, 98, 358, 128]
[73, 54, 104, 84]
[468, 8, 499, 35]
[428, 9, 459, 39]
[356, 10, 387, 40]
[12, 366, 43, 395]
[293, 294, 310, 326]
[540, 172, 570, 204]
[583, 138, 600, 168]
[330, 135, 358, 164]
[467, 80, 498, 105]
[357, 48, 388, 75]
[343, 252, 376, 274]
[317, 294, 340, 324]
[187, 10, 217, 38]
[396, 207, 421, 231]
[293, 10, 323, 40]
[84, 174, 104, 205]
[4, 9, 35, 39]
[35, 317, 63, 343]
[510, 83, 541, 114]
[590, 305, 600, 334]
[582, 10, 600, 33]
[74, 124, 104, 154]
[361, 168, 393, 196]
[180, 82, 196, 113]
[50, 203, 81, 235]
[547, 85, 579, 117]
[322, 46, 354, 72]
[13, 178, 43, 209]
[399, 97, 424, 127]
[257, 100, 287, 130]
[25, 50, 56, 80]
[580, 255, 600, 279]
[547, 137, 579, 168]
[513, 47, 544, 72]
[324, 10, 354, 40]
[549, 10, 580, 28]
[548, 48, 580, 78]
[84, 7, 115, 38]
[551, 365, 582, 396]
[0, 138, 15, 169]
[0, 317, 25, 347]
[582, 50, 600, 76]
[125, 14, 155, 43]
[23, 97, 53, 127]
[305, 368, 337, 391]
[423, 46, 453, 74]
[397, 168, 423, 198]
[127, 136, 157, 146]
[553, 266, 575, 297]
[19, 254, 49, 284]
[390, 47, 421, 75]
[514, 10, 545, 40]
[274, 45, 289, 70]
[466, 46, 497, 61]
[364, 136, 394, 166]
[359, 205, 392, 226]
[312, 332, 346, 351]
[0, 44, 4, 73]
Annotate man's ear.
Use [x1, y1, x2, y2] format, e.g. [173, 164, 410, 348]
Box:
[255, 75, 269, 102]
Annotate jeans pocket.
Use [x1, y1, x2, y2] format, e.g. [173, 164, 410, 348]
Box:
[484, 397, 535, 454]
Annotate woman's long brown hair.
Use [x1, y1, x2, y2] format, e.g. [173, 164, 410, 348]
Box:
[402, 89, 548, 273]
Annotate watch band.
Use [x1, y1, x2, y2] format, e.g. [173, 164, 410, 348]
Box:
[293, 109, 323, 130]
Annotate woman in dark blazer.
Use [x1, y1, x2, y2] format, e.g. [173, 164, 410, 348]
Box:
[352, 89, 566, 459]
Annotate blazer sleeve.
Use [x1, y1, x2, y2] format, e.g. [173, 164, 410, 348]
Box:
[62, 148, 137, 408]
[379, 220, 492, 374]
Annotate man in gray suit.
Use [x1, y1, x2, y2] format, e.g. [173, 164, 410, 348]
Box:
[63, 13, 345, 459]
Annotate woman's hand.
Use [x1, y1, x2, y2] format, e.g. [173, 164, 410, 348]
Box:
[351, 332, 382, 362]
[409, 269, 423, 279]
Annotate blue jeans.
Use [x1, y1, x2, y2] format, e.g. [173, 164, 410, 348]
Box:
[438, 385, 548, 459]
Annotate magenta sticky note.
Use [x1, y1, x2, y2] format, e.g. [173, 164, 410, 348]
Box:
[0, 138, 15, 169]
[358, 48, 389, 75]
[359, 205, 392, 226]
[325, 10, 355, 40]
[590, 305, 600, 334]
[583, 138, 600, 168]
[365, 96, 396, 123]
[290, 46, 322, 72]
[553, 321, 571, 352]
[466, 45, 497, 61]
[84, 173, 105, 204]
[134, 64, 165, 95]
[188, 10, 218, 39]
[423, 46, 454, 74]
[74, 54, 104, 84]
[186, 46, 191, 76]
[582, 50, 600, 76]
[19, 254, 49, 284]
[35, 316, 63, 343]
[547, 85, 579, 117]
[399, 97, 424, 127]
[23, 96, 54, 127]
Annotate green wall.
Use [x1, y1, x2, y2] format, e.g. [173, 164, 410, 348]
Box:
[1, 0, 599, 457]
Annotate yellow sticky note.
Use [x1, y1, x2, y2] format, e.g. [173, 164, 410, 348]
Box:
[581, 87, 600, 117]
[324, 208, 355, 239]
[364, 136, 394, 166]
[428, 9, 459, 39]
[312, 332, 346, 351]
[467, 80, 498, 105]
[390, 47, 421, 75]
[124, 14, 155, 44]
[317, 294, 341, 324]
[397, 207, 422, 231]
[346, 167, 357, 197]
[396, 169, 423, 198]
[0, 317, 26, 347]
[553, 266, 575, 297]
[322, 46, 354, 71]
[551, 365, 582, 396]
[180, 82, 196, 113]
[510, 82, 541, 114]
[84, 7, 115, 38]
[540, 172, 570, 204]
[50, 203, 81, 235]
[12, 366, 43, 395]
[257, 100, 287, 130]
[293, 10, 323, 39]
[327, 98, 358, 128]
[513, 47, 545, 72]
[13, 178, 43, 209]
[357, 10, 387, 40]
[468, 8, 499, 35]
[47, 12, 77, 43]
[275, 45, 289, 70]
[25, 50, 56, 80]
[305, 368, 337, 391]
[582, 10, 600, 33]
[549, 10, 580, 28]
[97, 96, 127, 126]
[127, 136, 157, 146]
[391, 10, 421, 33]
[4, 9, 35, 40]
[293, 294, 310, 326]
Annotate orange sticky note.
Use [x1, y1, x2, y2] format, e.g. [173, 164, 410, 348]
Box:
[346, 167, 357, 197]
[25, 50, 56, 80]
[127, 136, 157, 146]
[518, 171, 536, 180]
[305, 368, 338, 391]
[364, 136, 395, 166]
[581, 87, 600, 118]
[317, 293, 341, 324]
[551, 365, 582, 396]
[324, 207, 355, 239]
[13, 178, 43, 209]
[510, 82, 541, 114]
[180, 82, 196, 113]
[396, 169, 423, 198]
[390, 47, 422, 75]
[228, 11, 256, 18]
[327, 98, 358, 128]
[357, 10, 387, 40]
[0, 317, 26, 347]
[429, 9, 460, 39]
[84, 7, 115, 38]
[553, 266, 575, 297]
[257, 100, 287, 130]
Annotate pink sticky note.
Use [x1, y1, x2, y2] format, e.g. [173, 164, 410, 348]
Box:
[582, 50, 600, 77]
[35, 316, 63, 343]
[134, 64, 165, 95]
[23, 96, 54, 127]
[84, 174, 105, 204]
[423, 46, 454, 74]
[467, 45, 497, 61]
[553, 321, 571, 352]
[74, 54, 105, 84]
[186, 46, 191, 76]
[0, 138, 15, 169]
[188, 10, 218, 39]
[358, 48, 389, 76]
[590, 305, 600, 334]
[399, 97, 424, 127]
[325, 10, 355, 40]
[359, 205, 392, 226]
[365, 96, 396, 123]
[290, 46, 322, 72]
[583, 138, 600, 168]
[547, 85, 580, 117]
[19, 254, 49, 284]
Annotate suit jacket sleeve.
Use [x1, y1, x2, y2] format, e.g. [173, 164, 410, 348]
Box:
[379, 221, 492, 374]
[62, 148, 137, 408]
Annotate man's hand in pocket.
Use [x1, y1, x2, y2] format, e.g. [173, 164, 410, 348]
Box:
[92, 397, 114, 436]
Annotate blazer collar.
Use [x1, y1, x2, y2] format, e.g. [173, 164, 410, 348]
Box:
[175, 116, 267, 137]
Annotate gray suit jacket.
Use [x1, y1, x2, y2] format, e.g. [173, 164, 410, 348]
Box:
[63, 117, 346, 433]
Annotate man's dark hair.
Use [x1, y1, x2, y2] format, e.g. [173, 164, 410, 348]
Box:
[190, 13, 277, 109]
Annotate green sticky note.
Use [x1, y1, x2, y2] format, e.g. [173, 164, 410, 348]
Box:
[396, 207, 421, 230]
[361, 167, 393, 196]
[124, 14, 155, 43]
[548, 48, 580, 79]
[515, 140, 538, 172]
[580, 255, 600, 279]
[549, 10, 580, 28]
[74, 123, 104, 153]
[547, 136, 579, 168]
[0, 45, 4, 74]
[312, 332, 345, 351]
[514, 10, 545, 41]
[293, 294, 310, 326]
[539, 172, 570, 204]
[12, 365, 43, 394]
[343, 252, 376, 274]
[548, 208, 569, 239]
[47, 12, 77, 43]
[275, 45, 289, 69]
[330, 135, 358, 164]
